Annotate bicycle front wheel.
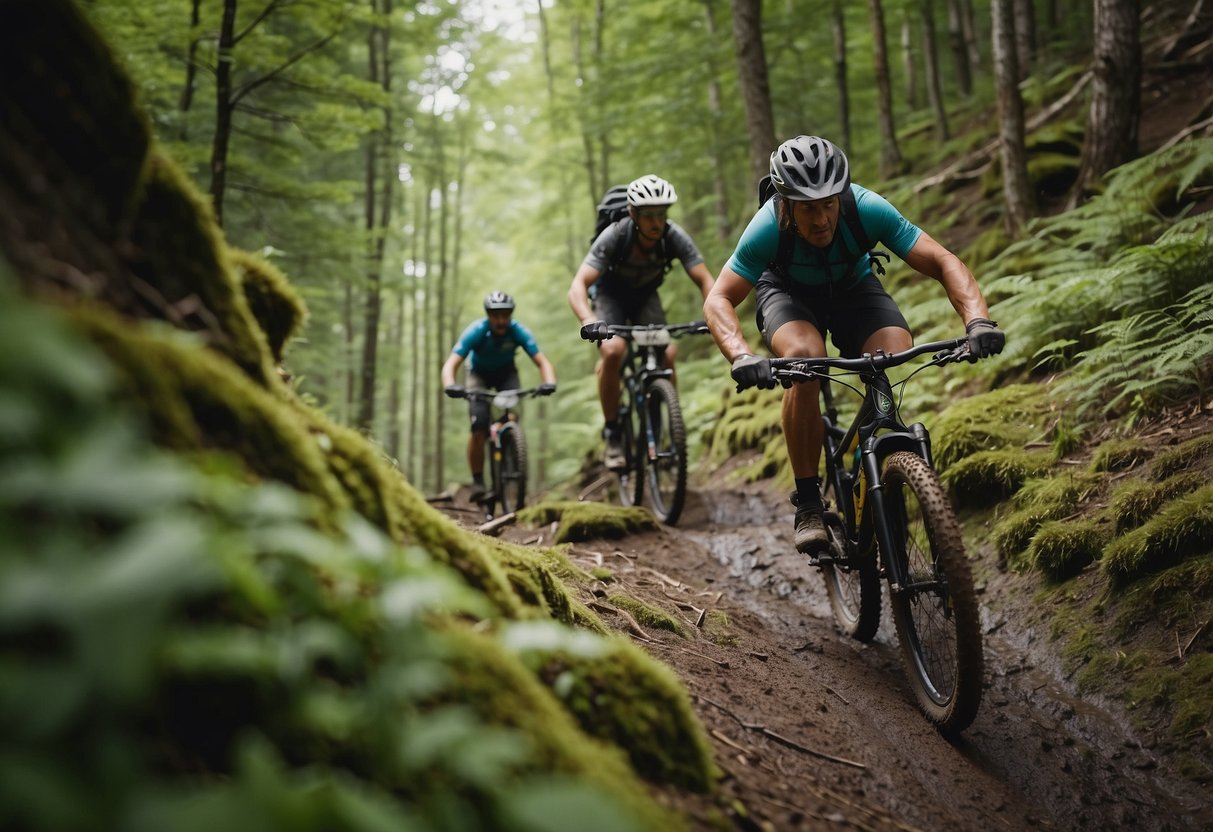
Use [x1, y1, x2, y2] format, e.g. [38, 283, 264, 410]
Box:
[881, 451, 983, 734]
[497, 425, 528, 514]
[642, 379, 687, 525]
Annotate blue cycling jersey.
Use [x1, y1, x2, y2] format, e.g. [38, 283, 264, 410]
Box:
[725, 183, 923, 288]
[451, 318, 541, 373]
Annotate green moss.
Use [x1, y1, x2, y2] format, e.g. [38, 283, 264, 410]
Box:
[1075, 649, 1149, 696]
[704, 388, 780, 462]
[1030, 519, 1108, 582]
[230, 248, 306, 363]
[590, 567, 615, 582]
[440, 627, 684, 829]
[1149, 434, 1213, 481]
[932, 384, 1055, 472]
[1110, 472, 1206, 532]
[702, 610, 738, 647]
[516, 633, 716, 792]
[1128, 653, 1213, 749]
[1102, 485, 1213, 586]
[1090, 437, 1151, 473]
[941, 449, 1053, 508]
[1112, 557, 1213, 639]
[519, 500, 657, 543]
[606, 594, 689, 639]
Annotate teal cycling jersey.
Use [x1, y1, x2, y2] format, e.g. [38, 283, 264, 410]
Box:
[451, 318, 541, 374]
[725, 183, 923, 288]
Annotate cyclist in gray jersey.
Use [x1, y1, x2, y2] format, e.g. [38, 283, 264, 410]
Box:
[704, 136, 1005, 555]
[569, 174, 716, 469]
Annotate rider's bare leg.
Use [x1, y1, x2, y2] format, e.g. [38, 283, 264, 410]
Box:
[597, 338, 627, 423]
[769, 320, 828, 479]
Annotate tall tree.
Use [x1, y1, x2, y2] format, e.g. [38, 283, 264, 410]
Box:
[730, 0, 777, 184]
[1070, 0, 1141, 204]
[703, 0, 733, 242]
[920, 0, 950, 140]
[833, 0, 852, 151]
[992, 0, 1033, 234]
[869, 0, 903, 176]
[946, 0, 974, 96]
[901, 13, 919, 110]
[1012, 0, 1037, 78]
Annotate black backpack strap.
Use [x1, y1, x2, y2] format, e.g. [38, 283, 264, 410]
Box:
[837, 186, 888, 278]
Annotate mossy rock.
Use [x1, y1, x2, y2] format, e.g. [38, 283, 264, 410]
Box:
[1149, 434, 1213, 481]
[932, 384, 1053, 472]
[1110, 472, 1207, 533]
[1029, 518, 1108, 583]
[519, 500, 657, 543]
[230, 248, 306, 363]
[1090, 437, 1151, 473]
[1103, 484, 1213, 586]
[607, 594, 689, 639]
[941, 449, 1053, 508]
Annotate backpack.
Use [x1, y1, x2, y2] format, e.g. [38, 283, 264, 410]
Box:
[591, 184, 675, 286]
[757, 175, 888, 283]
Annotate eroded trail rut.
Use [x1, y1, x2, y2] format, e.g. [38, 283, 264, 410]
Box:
[615, 485, 1212, 831]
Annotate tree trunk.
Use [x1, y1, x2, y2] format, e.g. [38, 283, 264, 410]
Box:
[386, 288, 403, 460]
[208, 0, 238, 226]
[1070, 0, 1141, 205]
[703, 0, 733, 242]
[178, 0, 202, 139]
[992, 0, 1033, 235]
[420, 173, 434, 492]
[833, 0, 852, 151]
[869, 0, 903, 176]
[433, 120, 448, 492]
[1012, 0, 1036, 78]
[730, 0, 777, 184]
[407, 187, 422, 484]
[570, 14, 599, 207]
[901, 13, 919, 109]
[960, 0, 981, 69]
[947, 0, 973, 95]
[920, 0, 950, 139]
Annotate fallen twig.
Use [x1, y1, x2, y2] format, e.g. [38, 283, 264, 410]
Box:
[477, 512, 516, 536]
[589, 600, 653, 642]
[693, 693, 864, 769]
[1181, 620, 1208, 659]
[710, 728, 752, 755]
[577, 475, 612, 501]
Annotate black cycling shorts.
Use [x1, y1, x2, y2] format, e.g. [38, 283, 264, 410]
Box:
[465, 365, 520, 433]
[592, 287, 666, 327]
[755, 271, 910, 358]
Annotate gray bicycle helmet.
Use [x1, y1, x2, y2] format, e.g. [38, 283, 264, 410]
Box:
[483, 291, 515, 312]
[769, 135, 850, 201]
[626, 174, 678, 207]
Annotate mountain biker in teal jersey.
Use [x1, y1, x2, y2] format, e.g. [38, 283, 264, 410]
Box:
[703, 135, 1005, 554]
[441, 291, 556, 499]
[568, 174, 716, 469]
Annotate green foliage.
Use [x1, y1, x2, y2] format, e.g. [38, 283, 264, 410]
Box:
[1102, 485, 1213, 586]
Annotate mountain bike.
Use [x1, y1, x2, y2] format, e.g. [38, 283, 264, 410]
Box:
[760, 336, 988, 734]
[458, 387, 544, 520]
[583, 321, 709, 526]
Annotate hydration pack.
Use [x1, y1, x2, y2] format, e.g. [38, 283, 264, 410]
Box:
[591, 184, 674, 282]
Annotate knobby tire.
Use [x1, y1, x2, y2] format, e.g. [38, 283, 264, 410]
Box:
[820, 476, 881, 642]
[497, 425, 528, 514]
[881, 451, 983, 734]
[642, 378, 687, 525]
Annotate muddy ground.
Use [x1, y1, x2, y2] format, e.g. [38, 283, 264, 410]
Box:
[441, 462, 1212, 832]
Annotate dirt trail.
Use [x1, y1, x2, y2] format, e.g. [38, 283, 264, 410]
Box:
[468, 478, 1213, 831]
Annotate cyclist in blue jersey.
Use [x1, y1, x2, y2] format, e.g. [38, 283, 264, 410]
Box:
[441, 291, 557, 499]
[704, 136, 1005, 555]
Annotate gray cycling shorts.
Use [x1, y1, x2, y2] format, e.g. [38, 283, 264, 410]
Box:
[592, 288, 666, 327]
[465, 366, 519, 433]
[755, 271, 910, 358]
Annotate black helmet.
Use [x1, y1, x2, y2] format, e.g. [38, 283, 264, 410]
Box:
[484, 291, 515, 312]
[769, 136, 850, 201]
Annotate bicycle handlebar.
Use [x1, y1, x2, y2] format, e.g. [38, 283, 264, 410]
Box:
[457, 386, 547, 403]
[582, 320, 710, 343]
[767, 335, 974, 380]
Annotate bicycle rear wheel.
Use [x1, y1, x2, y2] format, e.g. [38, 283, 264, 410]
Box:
[642, 379, 687, 525]
[613, 404, 644, 508]
[881, 451, 983, 734]
[819, 477, 881, 642]
[497, 424, 528, 514]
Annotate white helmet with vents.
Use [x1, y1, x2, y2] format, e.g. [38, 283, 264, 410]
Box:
[626, 174, 678, 207]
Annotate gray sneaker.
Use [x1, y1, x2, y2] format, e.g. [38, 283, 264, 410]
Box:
[603, 432, 627, 470]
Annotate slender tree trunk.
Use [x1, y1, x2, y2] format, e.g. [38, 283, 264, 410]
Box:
[208, 0, 238, 226]
[1070, 0, 1141, 205]
[869, 0, 903, 176]
[992, 0, 1033, 234]
[960, 0, 981, 69]
[570, 15, 599, 207]
[703, 0, 733, 242]
[386, 288, 403, 459]
[420, 174, 434, 491]
[1012, 0, 1036, 78]
[947, 0, 973, 95]
[901, 13, 919, 110]
[178, 0, 202, 139]
[833, 0, 852, 150]
[407, 187, 422, 484]
[433, 121, 447, 492]
[730, 0, 777, 184]
[920, 0, 950, 139]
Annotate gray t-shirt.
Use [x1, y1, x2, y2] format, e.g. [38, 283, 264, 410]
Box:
[583, 218, 705, 295]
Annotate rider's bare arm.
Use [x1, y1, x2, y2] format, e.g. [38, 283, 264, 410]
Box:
[704, 266, 758, 363]
[902, 232, 991, 325]
[440, 351, 463, 387]
[531, 351, 557, 385]
[568, 263, 603, 325]
[686, 261, 716, 301]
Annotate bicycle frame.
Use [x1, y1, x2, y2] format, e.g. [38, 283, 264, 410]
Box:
[774, 337, 968, 593]
[461, 387, 541, 518]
